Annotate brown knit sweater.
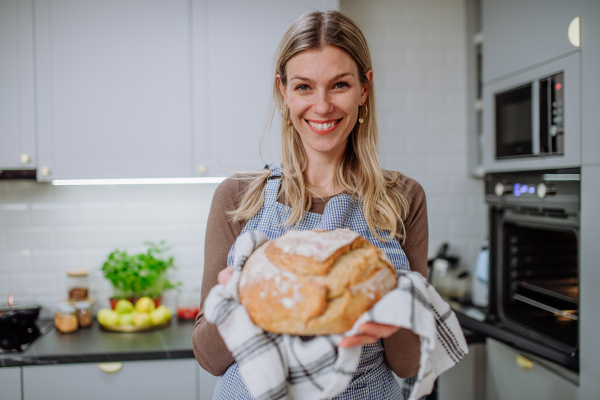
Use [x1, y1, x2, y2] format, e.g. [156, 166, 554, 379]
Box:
[192, 172, 428, 379]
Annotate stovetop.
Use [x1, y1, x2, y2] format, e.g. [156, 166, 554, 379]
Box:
[0, 320, 54, 355]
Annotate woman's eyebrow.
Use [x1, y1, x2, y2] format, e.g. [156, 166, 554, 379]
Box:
[289, 72, 354, 83]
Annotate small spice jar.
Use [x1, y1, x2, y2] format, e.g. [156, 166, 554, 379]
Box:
[66, 270, 90, 301]
[74, 301, 92, 328]
[55, 304, 78, 333]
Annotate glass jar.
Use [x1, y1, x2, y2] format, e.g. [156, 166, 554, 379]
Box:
[177, 287, 201, 320]
[66, 270, 90, 301]
[54, 304, 78, 333]
[74, 301, 92, 328]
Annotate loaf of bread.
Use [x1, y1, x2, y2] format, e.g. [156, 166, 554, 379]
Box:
[239, 229, 397, 335]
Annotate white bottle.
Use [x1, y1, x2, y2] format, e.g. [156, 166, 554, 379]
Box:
[472, 240, 489, 307]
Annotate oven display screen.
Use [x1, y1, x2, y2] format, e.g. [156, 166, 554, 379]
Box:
[513, 183, 536, 196]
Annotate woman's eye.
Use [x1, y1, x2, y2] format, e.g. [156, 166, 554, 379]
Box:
[334, 82, 350, 89]
[295, 84, 310, 91]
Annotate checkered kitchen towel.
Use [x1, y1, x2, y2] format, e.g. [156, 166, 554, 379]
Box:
[204, 231, 468, 400]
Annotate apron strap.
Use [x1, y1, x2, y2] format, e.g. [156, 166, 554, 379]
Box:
[264, 163, 283, 205]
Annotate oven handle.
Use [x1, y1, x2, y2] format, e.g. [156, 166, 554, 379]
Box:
[513, 293, 578, 321]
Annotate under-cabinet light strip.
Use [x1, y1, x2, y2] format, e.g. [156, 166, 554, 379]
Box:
[51, 177, 226, 186]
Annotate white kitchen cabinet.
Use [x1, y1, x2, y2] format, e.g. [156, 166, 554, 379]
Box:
[22, 359, 196, 400]
[34, 0, 193, 181]
[197, 0, 339, 176]
[482, 0, 585, 83]
[0, 366, 22, 400]
[0, 0, 36, 170]
[485, 339, 578, 400]
[197, 363, 219, 400]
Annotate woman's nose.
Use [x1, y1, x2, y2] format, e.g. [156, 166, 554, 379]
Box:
[313, 90, 333, 115]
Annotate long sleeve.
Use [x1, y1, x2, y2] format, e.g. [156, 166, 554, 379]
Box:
[192, 176, 246, 376]
[383, 176, 429, 378]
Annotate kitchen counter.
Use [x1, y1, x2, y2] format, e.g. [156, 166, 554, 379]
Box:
[0, 319, 195, 368]
[1, 318, 483, 369]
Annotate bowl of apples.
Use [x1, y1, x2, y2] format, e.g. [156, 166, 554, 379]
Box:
[98, 297, 172, 332]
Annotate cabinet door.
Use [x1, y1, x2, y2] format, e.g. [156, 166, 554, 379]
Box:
[196, 0, 338, 176]
[23, 359, 196, 400]
[0, 0, 36, 170]
[482, 0, 585, 82]
[34, 0, 193, 181]
[0, 367, 22, 400]
[485, 339, 578, 400]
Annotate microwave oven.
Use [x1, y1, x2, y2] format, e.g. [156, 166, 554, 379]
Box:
[483, 52, 581, 172]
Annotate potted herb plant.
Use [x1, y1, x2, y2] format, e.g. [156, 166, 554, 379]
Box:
[102, 241, 180, 310]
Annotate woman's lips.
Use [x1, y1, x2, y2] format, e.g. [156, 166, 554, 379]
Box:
[306, 119, 342, 135]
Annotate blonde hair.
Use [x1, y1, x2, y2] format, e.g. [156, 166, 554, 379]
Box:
[228, 11, 409, 242]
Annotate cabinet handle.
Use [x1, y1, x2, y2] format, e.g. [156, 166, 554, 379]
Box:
[40, 166, 51, 176]
[99, 362, 124, 373]
[20, 154, 31, 164]
[516, 355, 533, 371]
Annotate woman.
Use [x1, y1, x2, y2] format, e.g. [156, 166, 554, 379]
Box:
[193, 10, 428, 399]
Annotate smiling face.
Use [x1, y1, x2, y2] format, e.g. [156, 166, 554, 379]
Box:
[278, 45, 372, 162]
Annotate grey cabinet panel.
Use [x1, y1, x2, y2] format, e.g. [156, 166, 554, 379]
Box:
[482, 0, 584, 83]
[201, 0, 338, 176]
[196, 363, 219, 400]
[438, 343, 485, 400]
[23, 359, 196, 400]
[0, 366, 22, 400]
[579, 166, 600, 399]
[485, 339, 577, 400]
[34, 0, 193, 181]
[0, 0, 36, 170]
[581, 3, 600, 165]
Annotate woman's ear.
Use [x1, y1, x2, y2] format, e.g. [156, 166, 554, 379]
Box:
[276, 74, 287, 101]
[360, 70, 373, 105]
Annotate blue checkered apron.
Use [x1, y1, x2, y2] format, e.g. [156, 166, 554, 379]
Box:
[213, 163, 410, 400]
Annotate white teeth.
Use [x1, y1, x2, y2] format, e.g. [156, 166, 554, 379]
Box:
[308, 120, 337, 130]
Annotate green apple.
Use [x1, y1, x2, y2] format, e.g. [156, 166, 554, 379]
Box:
[118, 313, 134, 326]
[150, 307, 170, 325]
[115, 299, 134, 314]
[99, 310, 119, 326]
[133, 312, 152, 327]
[156, 305, 171, 321]
[135, 297, 155, 313]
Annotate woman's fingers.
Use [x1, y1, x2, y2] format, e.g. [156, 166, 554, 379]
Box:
[217, 266, 234, 285]
[357, 322, 400, 338]
[338, 323, 402, 348]
[339, 334, 379, 348]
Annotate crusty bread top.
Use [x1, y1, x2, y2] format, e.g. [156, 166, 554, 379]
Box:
[265, 229, 371, 276]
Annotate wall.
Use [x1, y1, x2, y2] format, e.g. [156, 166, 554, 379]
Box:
[0, 0, 486, 317]
[343, 0, 487, 265]
[0, 181, 217, 317]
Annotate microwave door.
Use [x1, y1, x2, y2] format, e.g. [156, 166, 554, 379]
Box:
[495, 84, 534, 158]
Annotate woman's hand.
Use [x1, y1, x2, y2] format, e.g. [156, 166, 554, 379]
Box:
[218, 266, 234, 285]
[338, 322, 400, 348]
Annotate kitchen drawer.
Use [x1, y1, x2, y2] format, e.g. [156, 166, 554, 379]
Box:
[486, 338, 578, 400]
[0, 366, 22, 400]
[22, 359, 195, 400]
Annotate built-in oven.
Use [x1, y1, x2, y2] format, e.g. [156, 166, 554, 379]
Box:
[483, 52, 580, 172]
[485, 168, 580, 371]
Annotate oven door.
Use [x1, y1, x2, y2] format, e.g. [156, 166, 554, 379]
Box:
[493, 210, 579, 357]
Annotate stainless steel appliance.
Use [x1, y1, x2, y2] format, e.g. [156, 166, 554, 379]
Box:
[485, 168, 580, 371]
[483, 52, 580, 172]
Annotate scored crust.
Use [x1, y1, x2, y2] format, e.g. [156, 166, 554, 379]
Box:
[239, 229, 397, 335]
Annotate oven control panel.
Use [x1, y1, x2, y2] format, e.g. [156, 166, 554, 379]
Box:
[485, 169, 580, 213]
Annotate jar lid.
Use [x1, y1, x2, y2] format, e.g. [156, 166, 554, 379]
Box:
[66, 269, 89, 277]
[74, 301, 91, 309]
[57, 303, 76, 313]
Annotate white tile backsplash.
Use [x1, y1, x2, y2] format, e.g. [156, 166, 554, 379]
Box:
[0, 249, 33, 272]
[7, 227, 55, 249]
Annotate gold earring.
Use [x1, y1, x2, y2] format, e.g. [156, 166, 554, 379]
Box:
[358, 104, 368, 124]
[280, 105, 292, 126]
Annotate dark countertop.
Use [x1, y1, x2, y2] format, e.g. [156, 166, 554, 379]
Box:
[1, 317, 482, 369]
[0, 319, 196, 368]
